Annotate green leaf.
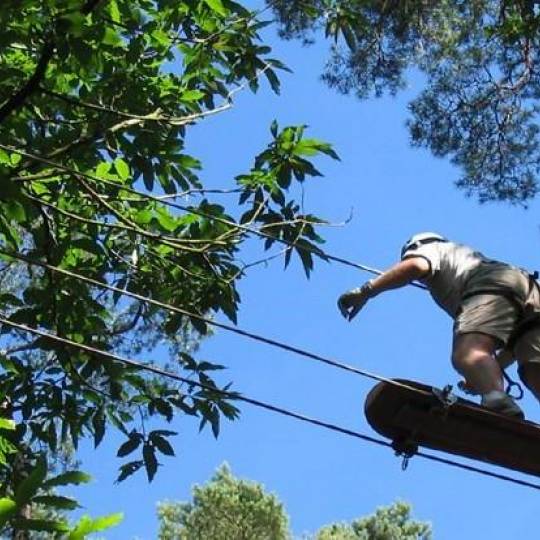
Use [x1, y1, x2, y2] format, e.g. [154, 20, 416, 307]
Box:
[61, 12, 87, 36]
[265, 68, 281, 94]
[11, 518, 70, 532]
[92, 409, 105, 448]
[108, 0, 121, 23]
[0, 213, 21, 248]
[115, 460, 143, 483]
[71, 238, 103, 256]
[15, 455, 47, 506]
[114, 158, 130, 180]
[10, 153, 22, 166]
[150, 434, 175, 456]
[154, 399, 174, 421]
[0, 497, 17, 527]
[155, 207, 177, 232]
[96, 162, 111, 177]
[0, 355, 23, 373]
[293, 139, 321, 157]
[203, 0, 227, 16]
[0, 418, 15, 431]
[117, 433, 142, 457]
[181, 89, 205, 102]
[341, 23, 356, 50]
[151, 28, 171, 47]
[0, 436, 17, 465]
[2, 200, 26, 222]
[102, 27, 122, 46]
[33, 495, 80, 510]
[143, 443, 158, 482]
[68, 513, 123, 539]
[43, 470, 92, 489]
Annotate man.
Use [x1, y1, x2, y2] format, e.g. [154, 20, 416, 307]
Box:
[337, 232, 540, 419]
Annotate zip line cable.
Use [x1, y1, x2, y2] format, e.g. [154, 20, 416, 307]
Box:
[2, 143, 427, 290]
[1, 316, 540, 492]
[0, 248, 432, 397]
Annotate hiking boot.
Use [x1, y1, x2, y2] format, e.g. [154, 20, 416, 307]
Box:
[481, 390, 524, 419]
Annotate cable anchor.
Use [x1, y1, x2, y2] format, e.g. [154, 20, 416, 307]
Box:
[432, 384, 457, 409]
[392, 438, 417, 471]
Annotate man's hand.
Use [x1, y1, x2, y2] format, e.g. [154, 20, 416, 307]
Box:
[337, 281, 374, 321]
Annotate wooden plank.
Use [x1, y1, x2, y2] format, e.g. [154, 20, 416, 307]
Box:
[364, 379, 540, 477]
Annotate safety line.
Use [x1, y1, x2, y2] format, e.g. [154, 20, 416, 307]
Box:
[1, 317, 540, 491]
[1, 144, 427, 290]
[413, 451, 540, 489]
[0, 248, 431, 397]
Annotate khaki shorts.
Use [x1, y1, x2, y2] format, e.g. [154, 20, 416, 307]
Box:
[454, 265, 540, 366]
[454, 293, 519, 346]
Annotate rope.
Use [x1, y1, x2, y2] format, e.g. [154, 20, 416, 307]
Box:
[0, 248, 432, 398]
[2, 316, 540, 491]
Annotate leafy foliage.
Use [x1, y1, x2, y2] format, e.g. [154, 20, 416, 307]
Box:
[315, 501, 432, 540]
[0, 0, 338, 531]
[157, 463, 290, 540]
[0, 454, 122, 538]
[0, 417, 17, 465]
[156, 466, 432, 540]
[271, 0, 540, 204]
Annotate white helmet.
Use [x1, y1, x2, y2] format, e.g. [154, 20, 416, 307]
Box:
[401, 232, 447, 258]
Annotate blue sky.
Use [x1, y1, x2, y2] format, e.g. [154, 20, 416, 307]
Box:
[75, 7, 540, 538]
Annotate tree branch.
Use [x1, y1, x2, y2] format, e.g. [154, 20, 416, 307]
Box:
[24, 190, 228, 249]
[0, 40, 55, 124]
[102, 188, 243, 202]
[38, 61, 273, 129]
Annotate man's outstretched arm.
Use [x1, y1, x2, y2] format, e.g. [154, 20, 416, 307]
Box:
[337, 257, 430, 320]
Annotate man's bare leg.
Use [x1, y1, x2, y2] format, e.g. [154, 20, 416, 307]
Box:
[452, 332, 503, 393]
[453, 332, 523, 417]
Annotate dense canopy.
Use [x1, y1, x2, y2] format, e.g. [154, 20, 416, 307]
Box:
[271, 0, 540, 204]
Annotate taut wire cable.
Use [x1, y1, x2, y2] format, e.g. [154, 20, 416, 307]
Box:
[1, 316, 539, 491]
[0, 248, 431, 397]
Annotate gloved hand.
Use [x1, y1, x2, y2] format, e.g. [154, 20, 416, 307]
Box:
[337, 281, 375, 321]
